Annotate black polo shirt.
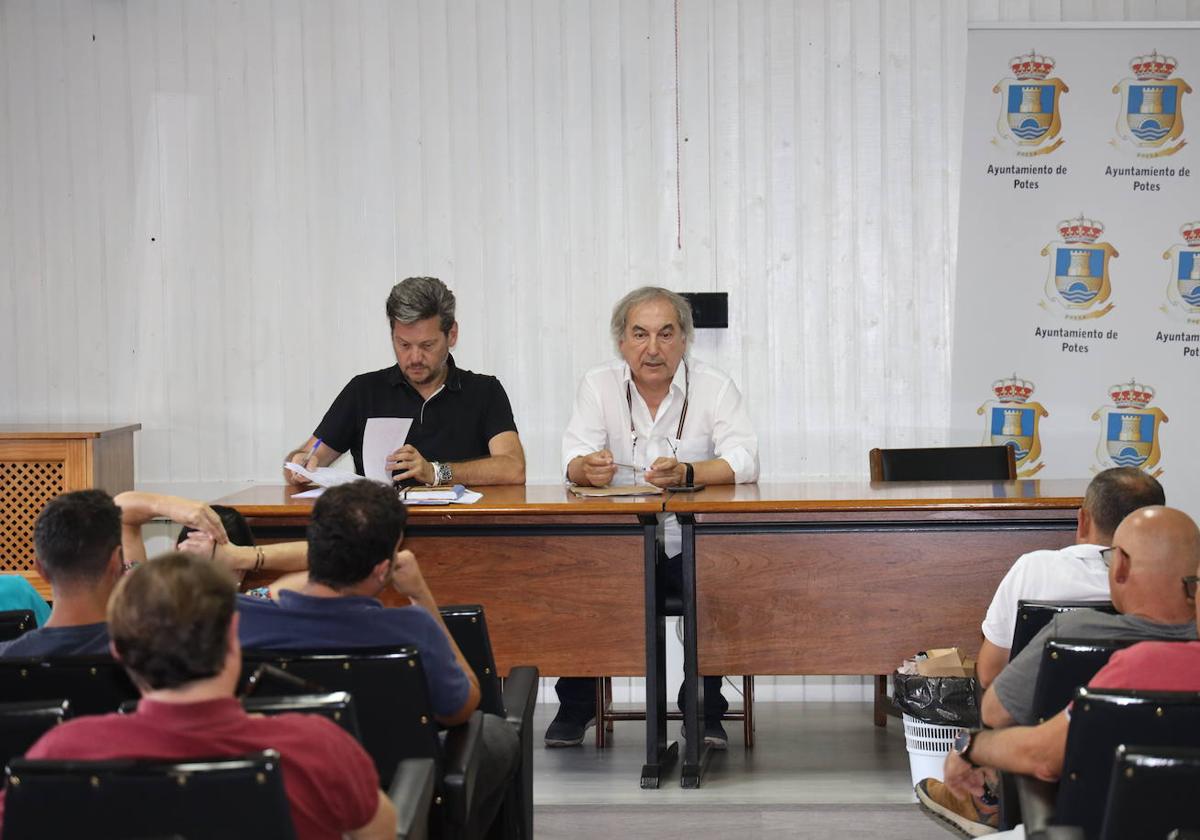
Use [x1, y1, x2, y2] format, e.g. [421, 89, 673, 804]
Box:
[313, 356, 518, 477]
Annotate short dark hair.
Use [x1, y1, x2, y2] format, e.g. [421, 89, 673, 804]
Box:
[108, 552, 237, 691]
[307, 480, 407, 589]
[175, 505, 255, 548]
[385, 276, 456, 333]
[1084, 467, 1166, 539]
[33, 490, 122, 586]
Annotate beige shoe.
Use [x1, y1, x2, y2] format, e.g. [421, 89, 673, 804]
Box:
[914, 778, 999, 837]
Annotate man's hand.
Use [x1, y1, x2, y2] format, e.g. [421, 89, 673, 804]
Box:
[387, 445, 435, 485]
[645, 456, 686, 488]
[389, 549, 433, 603]
[284, 446, 321, 485]
[942, 750, 987, 798]
[575, 450, 618, 487]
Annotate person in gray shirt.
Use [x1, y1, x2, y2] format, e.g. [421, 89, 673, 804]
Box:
[983, 505, 1199, 728]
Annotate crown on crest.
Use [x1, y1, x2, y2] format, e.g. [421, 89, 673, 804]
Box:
[1109, 379, 1155, 409]
[1181, 221, 1200, 247]
[1010, 50, 1055, 80]
[992, 374, 1035, 404]
[1130, 50, 1177, 81]
[1058, 214, 1104, 244]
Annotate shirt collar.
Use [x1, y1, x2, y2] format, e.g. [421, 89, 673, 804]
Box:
[387, 354, 463, 393]
[136, 696, 244, 724]
[276, 590, 383, 612]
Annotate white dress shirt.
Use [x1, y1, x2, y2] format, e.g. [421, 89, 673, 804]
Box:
[561, 357, 759, 557]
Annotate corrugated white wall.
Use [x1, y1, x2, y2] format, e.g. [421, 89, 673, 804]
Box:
[4, 0, 1199, 702]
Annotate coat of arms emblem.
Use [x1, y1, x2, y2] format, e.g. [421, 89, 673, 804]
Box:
[1111, 51, 1191, 157]
[1160, 221, 1200, 323]
[976, 374, 1049, 476]
[1091, 379, 1168, 477]
[1039, 215, 1117, 319]
[992, 50, 1068, 156]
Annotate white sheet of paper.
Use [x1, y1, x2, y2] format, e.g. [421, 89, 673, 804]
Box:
[363, 417, 414, 482]
[283, 462, 361, 488]
[292, 487, 325, 499]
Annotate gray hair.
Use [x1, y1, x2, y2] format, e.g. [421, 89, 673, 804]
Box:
[1083, 467, 1166, 540]
[609, 286, 695, 351]
[385, 277, 456, 333]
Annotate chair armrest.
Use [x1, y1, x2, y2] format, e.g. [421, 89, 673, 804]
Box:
[502, 666, 538, 840]
[387, 757, 436, 840]
[1016, 775, 1063, 840]
[440, 711, 485, 825]
[502, 666, 538, 733]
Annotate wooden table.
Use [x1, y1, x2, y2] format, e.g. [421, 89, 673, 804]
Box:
[217, 484, 659, 679]
[665, 479, 1087, 787]
[1, 423, 140, 597]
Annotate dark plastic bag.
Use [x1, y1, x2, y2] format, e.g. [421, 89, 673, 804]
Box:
[892, 672, 980, 727]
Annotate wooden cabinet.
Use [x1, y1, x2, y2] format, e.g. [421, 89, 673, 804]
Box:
[0, 424, 140, 598]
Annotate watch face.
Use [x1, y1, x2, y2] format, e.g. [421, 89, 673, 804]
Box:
[953, 730, 972, 755]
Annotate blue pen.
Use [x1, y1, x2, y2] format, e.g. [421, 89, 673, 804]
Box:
[308, 438, 323, 462]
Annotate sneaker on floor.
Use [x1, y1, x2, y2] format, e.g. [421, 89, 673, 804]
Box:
[679, 721, 729, 750]
[543, 707, 595, 747]
[914, 778, 999, 837]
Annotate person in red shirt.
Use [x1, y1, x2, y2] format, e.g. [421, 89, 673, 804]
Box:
[0, 552, 395, 840]
[917, 505, 1200, 837]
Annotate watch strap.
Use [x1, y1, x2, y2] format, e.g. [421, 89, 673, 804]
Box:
[684, 462, 695, 486]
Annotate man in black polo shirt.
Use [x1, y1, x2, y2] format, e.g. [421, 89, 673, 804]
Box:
[284, 277, 525, 486]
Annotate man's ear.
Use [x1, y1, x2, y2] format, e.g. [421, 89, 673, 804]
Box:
[1076, 508, 1090, 543]
[447, 322, 459, 349]
[108, 639, 122, 663]
[1112, 549, 1132, 585]
[108, 545, 125, 577]
[373, 556, 392, 583]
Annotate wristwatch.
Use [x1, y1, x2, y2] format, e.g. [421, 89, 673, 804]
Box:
[431, 461, 453, 486]
[952, 729, 980, 768]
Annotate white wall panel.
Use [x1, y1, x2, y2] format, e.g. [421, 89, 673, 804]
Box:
[4, 0, 1199, 702]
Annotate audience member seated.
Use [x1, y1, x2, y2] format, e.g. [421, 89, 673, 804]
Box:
[0, 551, 393, 840]
[982, 506, 1198, 730]
[0, 576, 50, 628]
[236, 479, 519, 835]
[0, 490, 229, 658]
[173, 504, 307, 598]
[976, 467, 1165, 687]
[916, 505, 1200, 838]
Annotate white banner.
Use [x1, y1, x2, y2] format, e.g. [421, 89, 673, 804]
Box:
[951, 24, 1200, 520]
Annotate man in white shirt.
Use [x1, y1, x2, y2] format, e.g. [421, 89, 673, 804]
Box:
[975, 466, 1165, 687]
[547, 286, 759, 749]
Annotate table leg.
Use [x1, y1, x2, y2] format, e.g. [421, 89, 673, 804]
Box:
[679, 514, 711, 788]
[641, 516, 677, 788]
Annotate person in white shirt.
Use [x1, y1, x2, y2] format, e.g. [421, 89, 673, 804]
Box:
[547, 286, 759, 749]
[975, 466, 1165, 687]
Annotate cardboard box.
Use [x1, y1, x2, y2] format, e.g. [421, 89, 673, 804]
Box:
[916, 647, 976, 678]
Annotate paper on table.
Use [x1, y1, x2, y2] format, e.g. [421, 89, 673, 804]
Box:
[292, 487, 325, 499]
[363, 417, 413, 482]
[569, 484, 662, 497]
[283, 462, 362, 487]
[398, 484, 484, 505]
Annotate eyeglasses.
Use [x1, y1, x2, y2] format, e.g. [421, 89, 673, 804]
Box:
[1183, 575, 1199, 601]
[1099, 546, 1131, 569]
[630, 433, 678, 473]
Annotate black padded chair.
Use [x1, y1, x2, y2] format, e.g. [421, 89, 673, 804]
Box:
[0, 699, 70, 768]
[0, 609, 37, 642]
[1098, 745, 1200, 840]
[441, 604, 538, 838]
[870, 444, 1017, 725]
[0, 656, 138, 716]
[240, 647, 486, 840]
[1029, 639, 1137, 723]
[1015, 687, 1200, 840]
[1010, 601, 1118, 662]
[3, 749, 296, 839]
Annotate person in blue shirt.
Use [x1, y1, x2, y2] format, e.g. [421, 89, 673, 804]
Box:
[0, 576, 51, 628]
[236, 479, 519, 834]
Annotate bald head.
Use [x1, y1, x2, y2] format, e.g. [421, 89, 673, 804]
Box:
[1109, 506, 1200, 623]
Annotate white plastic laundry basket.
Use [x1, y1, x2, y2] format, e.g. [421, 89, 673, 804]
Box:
[902, 713, 966, 793]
